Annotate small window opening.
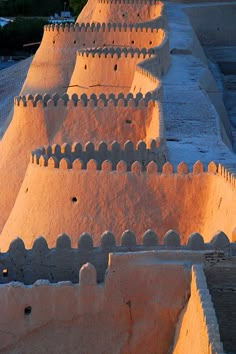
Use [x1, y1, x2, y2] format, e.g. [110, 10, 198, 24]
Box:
[149, 41, 152, 45]
[126, 119, 132, 124]
[74, 40, 76, 44]
[137, 13, 140, 17]
[72, 197, 77, 203]
[131, 40, 134, 44]
[122, 13, 125, 17]
[84, 64, 87, 70]
[24, 306, 32, 316]
[112, 40, 114, 44]
[114, 64, 117, 71]
[53, 40, 55, 44]
[2, 268, 8, 277]
[83, 43, 85, 46]
[93, 40, 96, 44]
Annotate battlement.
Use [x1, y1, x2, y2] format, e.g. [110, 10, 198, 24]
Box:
[97, 0, 159, 5]
[31, 139, 164, 170]
[30, 145, 236, 190]
[77, 46, 154, 58]
[44, 22, 162, 33]
[0, 230, 232, 285]
[14, 92, 156, 108]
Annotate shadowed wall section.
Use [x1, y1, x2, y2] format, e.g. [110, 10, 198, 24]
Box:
[173, 265, 223, 354]
[0, 253, 189, 354]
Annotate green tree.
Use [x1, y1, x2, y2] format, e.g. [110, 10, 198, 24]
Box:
[69, 0, 87, 15]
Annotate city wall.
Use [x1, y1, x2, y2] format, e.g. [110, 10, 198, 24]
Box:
[0, 230, 231, 285]
[14, 94, 163, 145]
[173, 264, 224, 354]
[0, 254, 189, 354]
[77, 0, 163, 25]
[1, 156, 235, 250]
[0, 92, 163, 233]
[67, 49, 154, 96]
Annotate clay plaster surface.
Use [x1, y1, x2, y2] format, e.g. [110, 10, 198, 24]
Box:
[0, 253, 189, 354]
[1, 164, 235, 250]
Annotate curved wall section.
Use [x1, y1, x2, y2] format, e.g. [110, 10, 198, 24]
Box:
[76, 0, 163, 25]
[1, 158, 235, 250]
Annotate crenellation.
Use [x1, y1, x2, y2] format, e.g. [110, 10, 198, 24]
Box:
[14, 92, 157, 108]
[0, 231, 232, 286]
[30, 144, 236, 189]
[163, 230, 180, 248]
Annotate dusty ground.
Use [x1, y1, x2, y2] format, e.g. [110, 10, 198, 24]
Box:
[0, 57, 32, 137]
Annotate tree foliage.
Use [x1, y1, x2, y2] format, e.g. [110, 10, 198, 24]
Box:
[0, 17, 47, 55]
[0, 0, 65, 16]
[69, 0, 87, 15]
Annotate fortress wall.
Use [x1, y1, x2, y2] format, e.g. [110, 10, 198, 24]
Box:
[77, 0, 163, 24]
[1, 160, 235, 250]
[201, 165, 236, 242]
[0, 94, 162, 233]
[20, 29, 78, 95]
[14, 95, 162, 145]
[185, 4, 236, 46]
[130, 34, 169, 96]
[44, 24, 165, 49]
[0, 100, 50, 234]
[173, 265, 223, 354]
[20, 25, 165, 96]
[0, 232, 230, 286]
[67, 51, 153, 96]
[0, 256, 189, 354]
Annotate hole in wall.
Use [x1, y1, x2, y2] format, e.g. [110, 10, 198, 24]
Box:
[149, 41, 152, 45]
[93, 40, 96, 44]
[71, 197, 77, 203]
[126, 119, 132, 124]
[2, 268, 8, 277]
[74, 40, 76, 44]
[137, 13, 140, 17]
[25, 188, 28, 193]
[131, 40, 134, 44]
[112, 40, 114, 44]
[53, 40, 55, 44]
[24, 306, 32, 316]
[122, 13, 125, 17]
[114, 64, 117, 71]
[84, 64, 87, 70]
[83, 43, 85, 46]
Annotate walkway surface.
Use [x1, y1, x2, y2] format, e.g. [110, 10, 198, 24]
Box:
[163, 2, 236, 171]
[0, 57, 32, 136]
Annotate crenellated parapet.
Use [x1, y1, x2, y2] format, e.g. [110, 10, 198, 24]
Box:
[0, 230, 232, 285]
[77, 46, 155, 58]
[97, 0, 159, 4]
[44, 22, 163, 33]
[14, 92, 157, 107]
[30, 146, 236, 190]
[31, 139, 165, 170]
